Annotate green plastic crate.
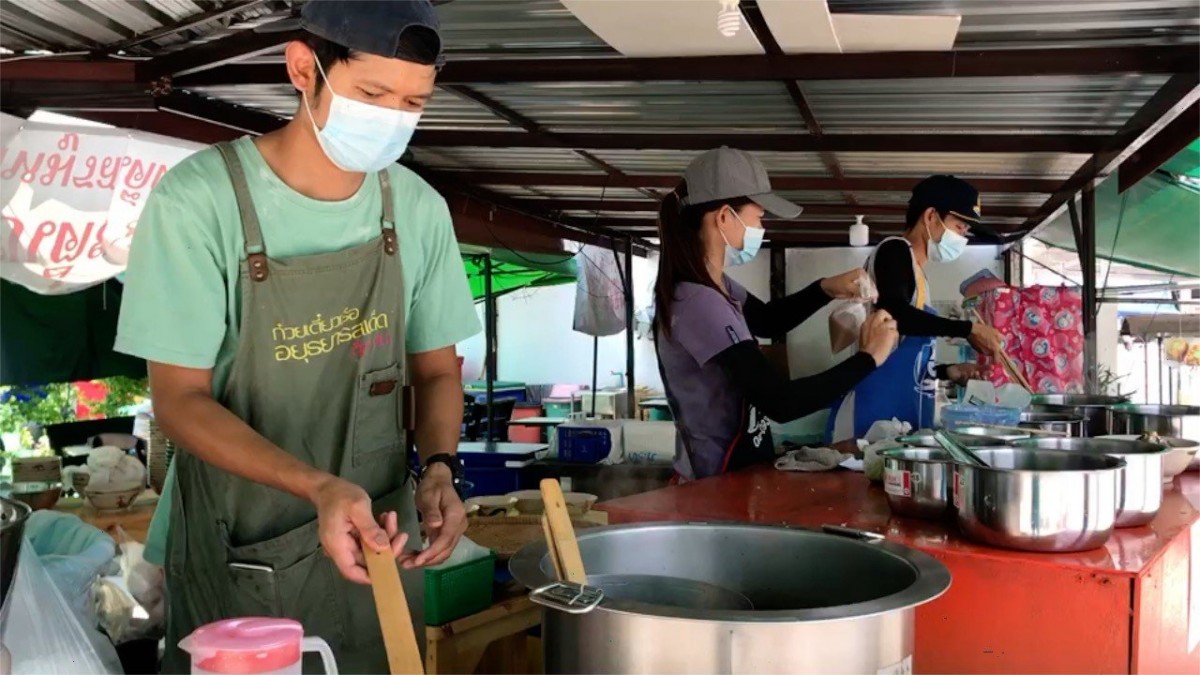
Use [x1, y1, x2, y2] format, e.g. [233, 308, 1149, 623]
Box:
[424, 551, 496, 625]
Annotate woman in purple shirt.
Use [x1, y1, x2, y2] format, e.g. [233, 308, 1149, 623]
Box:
[654, 148, 899, 482]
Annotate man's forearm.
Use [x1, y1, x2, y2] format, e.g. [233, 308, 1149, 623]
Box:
[155, 390, 330, 503]
[413, 371, 464, 463]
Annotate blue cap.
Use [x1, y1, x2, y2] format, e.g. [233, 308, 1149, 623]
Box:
[300, 0, 443, 65]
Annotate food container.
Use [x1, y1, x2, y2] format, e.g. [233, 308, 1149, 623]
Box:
[879, 448, 955, 520]
[1106, 404, 1200, 443]
[954, 448, 1124, 552]
[1019, 412, 1085, 437]
[1028, 394, 1128, 437]
[82, 484, 144, 512]
[511, 523, 950, 674]
[1, 497, 32, 613]
[1014, 437, 1166, 528]
[1099, 435, 1199, 485]
[507, 490, 598, 516]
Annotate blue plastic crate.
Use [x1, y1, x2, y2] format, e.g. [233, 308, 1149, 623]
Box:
[556, 426, 613, 464]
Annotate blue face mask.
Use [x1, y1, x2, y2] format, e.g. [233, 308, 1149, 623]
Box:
[304, 60, 422, 173]
[722, 208, 764, 267]
[926, 216, 968, 263]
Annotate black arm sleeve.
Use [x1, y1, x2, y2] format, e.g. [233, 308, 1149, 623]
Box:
[934, 364, 952, 380]
[873, 240, 972, 339]
[712, 341, 877, 423]
[741, 281, 831, 340]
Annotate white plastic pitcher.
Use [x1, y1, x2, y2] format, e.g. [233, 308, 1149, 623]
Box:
[179, 617, 338, 674]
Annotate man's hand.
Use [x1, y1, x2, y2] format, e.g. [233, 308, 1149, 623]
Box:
[408, 463, 468, 569]
[312, 476, 409, 584]
[968, 322, 1004, 357]
[820, 268, 875, 301]
[945, 362, 980, 386]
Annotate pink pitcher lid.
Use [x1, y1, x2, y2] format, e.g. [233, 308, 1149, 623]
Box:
[180, 618, 303, 673]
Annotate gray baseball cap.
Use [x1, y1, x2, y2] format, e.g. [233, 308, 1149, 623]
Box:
[680, 147, 803, 219]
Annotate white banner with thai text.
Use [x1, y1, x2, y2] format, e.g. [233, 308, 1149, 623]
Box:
[0, 112, 203, 295]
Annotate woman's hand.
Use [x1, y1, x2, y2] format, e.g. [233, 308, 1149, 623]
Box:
[859, 310, 899, 366]
[821, 268, 874, 301]
[968, 322, 1004, 357]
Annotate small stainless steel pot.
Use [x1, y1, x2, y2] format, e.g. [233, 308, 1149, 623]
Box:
[1014, 437, 1167, 528]
[954, 448, 1124, 552]
[1019, 412, 1085, 437]
[880, 448, 955, 520]
[1028, 394, 1128, 437]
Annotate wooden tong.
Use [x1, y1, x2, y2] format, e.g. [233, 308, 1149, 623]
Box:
[539, 478, 587, 584]
[970, 309, 1035, 394]
[364, 545, 425, 674]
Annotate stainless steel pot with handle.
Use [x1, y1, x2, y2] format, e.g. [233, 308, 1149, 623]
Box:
[1107, 404, 1200, 443]
[511, 522, 950, 674]
[1, 497, 32, 628]
[1014, 437, 1167, 527]
[1019, 412, 1085, 437]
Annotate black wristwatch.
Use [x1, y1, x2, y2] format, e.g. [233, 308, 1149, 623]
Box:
[421, 453, 466, 495]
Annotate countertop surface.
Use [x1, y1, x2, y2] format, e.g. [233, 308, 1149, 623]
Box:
[599, 466, 1200, 577]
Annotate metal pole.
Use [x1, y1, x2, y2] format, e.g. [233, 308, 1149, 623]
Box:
[1157, 336, 1164, 404]
[483, 254, 496, 441]
[624, 237, 636, 419]
[590, 336, 599, 418]
[1080, 182, 1099, 394]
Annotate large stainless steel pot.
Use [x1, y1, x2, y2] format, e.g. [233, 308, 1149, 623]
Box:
[1019, 412, 1085, 437]
[1029, 394, 1129, 437]
[510, 523, 951, 674]
[955, 448, 1124, 552]
[1, 497, 32, 620]
[1014, 437, 1166, 527]
[899, 431, 1010, 448]
[1107, 404, 1200, 445]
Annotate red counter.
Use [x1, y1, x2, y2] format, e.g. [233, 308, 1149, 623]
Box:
[600, 468, 1200, 674]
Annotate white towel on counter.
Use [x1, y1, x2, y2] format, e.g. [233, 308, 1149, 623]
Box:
[774, 446, 852, 472]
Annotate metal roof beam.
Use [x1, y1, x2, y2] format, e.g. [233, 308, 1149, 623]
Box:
[411, 130, 1108, 154]
[174, 45, 1198, 86]
[1117, 99, 1200, 193]
[428, 172, 1064, 193]
[149, 26, 302, 78]
[521, 199, 1034, 218]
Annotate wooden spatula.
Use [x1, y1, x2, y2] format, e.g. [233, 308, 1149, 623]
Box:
[539, 478, 587, 584]
[364, 546, 425, 674]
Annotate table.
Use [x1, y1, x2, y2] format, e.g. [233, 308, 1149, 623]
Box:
[599, 467, 1200, 674]
[524, 460, 674, 502]
[53, 491, 158, 543]
[425, 595, 540, 675]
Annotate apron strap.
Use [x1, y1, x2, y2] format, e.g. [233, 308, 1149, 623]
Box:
[214, 142, 270, 282]
[377, 169, 398, 256]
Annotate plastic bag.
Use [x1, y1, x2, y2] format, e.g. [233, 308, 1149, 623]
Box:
[92, 529, 165, 645]
[572, 244, 627, 337]
[861, 418, 912, 483]
[827, 274, 878, 352]
[24, 511, 117, 622]
[1, 539, 122, 674]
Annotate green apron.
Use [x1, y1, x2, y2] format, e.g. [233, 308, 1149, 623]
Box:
[163, 142, 422, 674]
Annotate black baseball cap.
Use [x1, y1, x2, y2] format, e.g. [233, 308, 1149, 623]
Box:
[262, 0, 444, 66]
[910, 175, 982, 224]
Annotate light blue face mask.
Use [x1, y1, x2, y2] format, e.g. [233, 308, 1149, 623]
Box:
[926, 216, 968, 263]
[722, 208, 764, 267]
[304, 60, 422, 173]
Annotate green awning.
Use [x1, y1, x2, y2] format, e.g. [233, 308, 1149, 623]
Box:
[463, 250, 577, 300]
[1035, 139, 1200, 278]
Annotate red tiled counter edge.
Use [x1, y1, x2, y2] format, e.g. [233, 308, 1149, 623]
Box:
[599, 468, 1200, 674]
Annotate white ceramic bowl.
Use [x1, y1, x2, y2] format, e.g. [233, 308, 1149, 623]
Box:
[465, 495, 518, 517]
[506, 490, 598, 516]
[1099, 434, 1199, 484]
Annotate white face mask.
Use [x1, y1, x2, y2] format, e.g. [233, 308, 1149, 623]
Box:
[926, 216, 968, 263]
[721, 208, 764, 267]
[303, 60, 422, 173]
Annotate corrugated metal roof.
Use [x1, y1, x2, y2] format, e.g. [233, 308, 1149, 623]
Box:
[805, 75, 1171, 132]
[837, 152, 1090, 177]
[410, 146, 598, 172]
[189, 83, 514, 129]
[827, 0, 1200, 49]
[436, 0, 615, 58]
[470, 81, 804, 132]
[583, 149, 830, 174]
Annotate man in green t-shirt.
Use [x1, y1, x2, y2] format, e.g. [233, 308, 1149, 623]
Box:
[116, 1, 480, 670]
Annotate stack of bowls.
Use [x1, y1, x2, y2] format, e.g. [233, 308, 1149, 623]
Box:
[1027, 394, 1128, 437]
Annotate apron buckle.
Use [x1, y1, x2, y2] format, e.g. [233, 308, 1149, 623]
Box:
[383, 229, 398, 256]
[248, 252, 269, 281]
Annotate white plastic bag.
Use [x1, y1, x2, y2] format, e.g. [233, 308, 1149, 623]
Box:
[827, 274, 879, 352]
[92, 530, 165, 645]
[572, 244, 627, 337]
[2, 539, 122, 675]
[860, 418, 912, 482]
